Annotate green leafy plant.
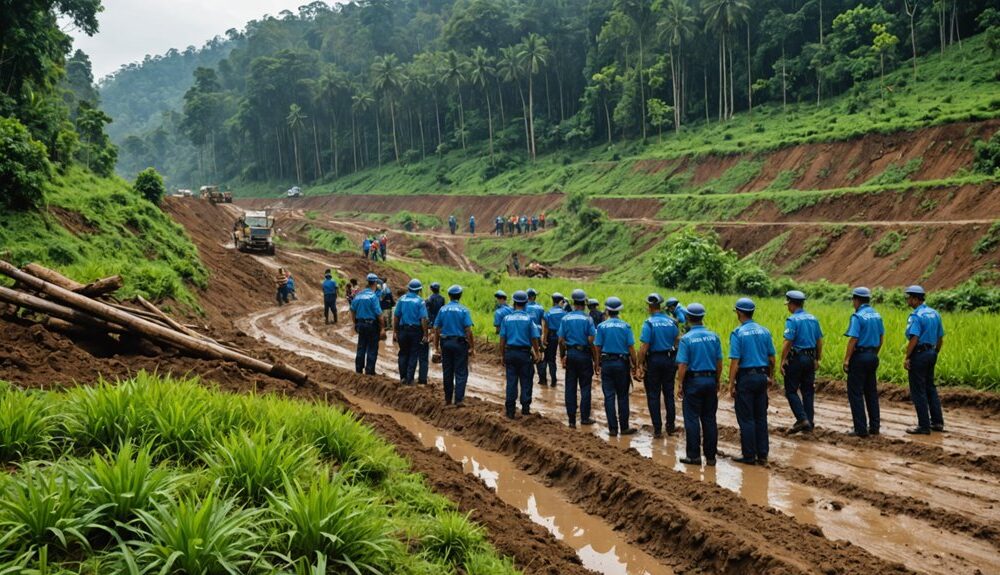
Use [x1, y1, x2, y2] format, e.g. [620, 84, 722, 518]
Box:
[0, 117, 52, 211]
[421, 511, 487, 566]
[299, 409, 405, 485]
[0, 390, 59, 462]
[872, 230, 906, 257]
[72, 443, 174, 524]
[973, 221, 1000, 255]
[203, 428, 319, 504]
[63, 380, 143, 451]
[652, 228, 736, 293]
[132, 167, 165, 205]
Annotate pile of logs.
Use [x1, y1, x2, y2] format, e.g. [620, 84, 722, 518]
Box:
[0, 259, 308, 385]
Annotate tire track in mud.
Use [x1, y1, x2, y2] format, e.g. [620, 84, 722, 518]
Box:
[241, 299, 999, 575]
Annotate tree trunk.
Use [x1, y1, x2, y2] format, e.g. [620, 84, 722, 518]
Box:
[312, 117, 323, 180]
[746, 24, 752, 119]
[604, 98, 612, 144]
[782, 42, 787, 112]
[728, 40, 735, 120]
[484, 87, 494, 164]
[669, 48, 680, 133]
[292, 128, 302, 185]
[351, 112, 358, 172]
[906, 0, 918, 81]
[819, 0, 824, 45]
[418, 111, 426, 159]
[556, 68, 565, 122]
[458, 90, 466, 150]
[375, 110, 382, 168]
[638, 32, 647, 139]
[389, 98, 399, 163]
[497, 80, 506, 126]
[518, 83, 530, 157]
[434, 96, 442, 149]
[527, 74, 536, 160]
[704, 65, 710, 123]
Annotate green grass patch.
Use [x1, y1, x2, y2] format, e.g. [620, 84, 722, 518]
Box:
[865, 158, 923, 186]
[305, 226, 353, 253]
[742, 231, 792, 272]
[872, 230, 907, 257]
[697, 158, 764, 194]
[973, 221, 1000, 255]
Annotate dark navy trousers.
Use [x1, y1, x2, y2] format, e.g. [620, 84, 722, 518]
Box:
[645, 353, 677, 434]
[734, 371, 769, 460]
[847, 351, 880, 434]
[355, 321, 379, 375]
[323, 294, 338, 323]
[682, 375, 718, 461]
[909, 349, 943, 430]
[417, 340, 429, 384]
[396, 326, 423, 384]
[784, 354, 816, 425]
[564, 348, 593, 424]
[542, 334, 559, 385]
[441, 338, 469, 404]
[600, 357, 631, 433]
[504, 348, 534, 416]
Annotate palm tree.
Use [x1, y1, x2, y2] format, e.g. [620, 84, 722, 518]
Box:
[286, 103, 306, 184]
[440, 51, 469, 150]
[703, 0, 749, 121]
[615, 0, 652, 140]
[498, 46, 530, 157]
[351, 90, 374, 170]
[401, 66, 428, 159]
[469, 46, 496, 164]
[659, 0, 697, 133]
[371, 54, 405, 164]
[516, 33, 550, 160]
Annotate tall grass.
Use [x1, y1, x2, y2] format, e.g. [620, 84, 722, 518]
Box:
[71, 443, 175, 524]
[0, 388, 59, 462]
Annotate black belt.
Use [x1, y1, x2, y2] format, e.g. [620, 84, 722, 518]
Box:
[738, 367, 769, 376]
[855, 346, 878, 353]
[649, 349, 676, 357]
[601, 353, 628, 361]
[400, 325, 423, 330]
[442, 336, 466, 341]
[568, 345, 590, 351]
[507, 346, 531, 351]
[790, 348, 816, 357]
[356, 319, 377, 324]
[914, 343, 935, 353]
[686, 370, 716, 378]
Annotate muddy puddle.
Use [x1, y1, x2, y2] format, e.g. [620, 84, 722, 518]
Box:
[347, 393, 674, 575]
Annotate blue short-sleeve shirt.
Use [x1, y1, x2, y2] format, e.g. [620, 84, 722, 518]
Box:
[676, 326, 723, 372]
[783, 309, 822, 349]
[494, 305, 513, 329]
[350, 288, 382, 320]
[500, 310, 540, 347]
[845, 304, 885, 348]
[558, 311, 596, 347]
[526, 302, 545, 327]
[906, 304, 944, 346]
[434, 301, 474, 337]
[640, 313, 679, 352]
[729, 320, 776, 368]
[672, 304, 687, 325]
[543, 306, 568, 336]
[594, 317, 634, 355]
[394, 293, 428, 326]
[322, 278, 338, 296]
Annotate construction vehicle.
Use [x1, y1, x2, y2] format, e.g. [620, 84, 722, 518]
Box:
[200, 185, 232, 204]
[233, 210, 276, 255]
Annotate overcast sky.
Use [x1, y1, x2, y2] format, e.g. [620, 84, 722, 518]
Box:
[70, 0, 306, 79]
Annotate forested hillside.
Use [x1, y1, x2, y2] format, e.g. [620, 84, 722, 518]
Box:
[110, 0, 1000, 190]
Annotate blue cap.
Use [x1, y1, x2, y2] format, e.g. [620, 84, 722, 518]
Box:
[605, 297, 623, 312]
[665, 297, 679, 306]
[646, 293, 663, 305]
[526, 288, 537, 298]
[495, 290, 507, 299]
[512, 290, 529, 304]
[552, 292, 564, 302]
[852, 287, 872, 298]
[447, 284, 463, 296]
[408, 279, 422, 291]
[571, 289, 587, 302]
[587, 298, 599, 307]
[785, 290, 807, 302]
[904, 285, 926, 296]
[366, 273, 379, 283]
[734, 297, 756, 313]
[686, 303, 706, 317]
[430, 282, 440, 291]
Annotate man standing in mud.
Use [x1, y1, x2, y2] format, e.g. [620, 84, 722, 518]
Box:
[350, 273, 383, 375]
[275, 268, 290, 306]
[499, 290, 542, 418]
[594, 297, 639, 437]
[394, 279, 429, 386]
[638, 293, 681, 438]
[780, 290, 823, 433]
[728, 298, 776, 465]
[843, 287, 885, 437]
[902, 285, 945, 435]
[559, 290, 598, 428]
[434, 285, 475, 406]
[541, 293, 568, 388]
[322, 270, 339, 324]
[525, 289, 546, 385]
[676, 303, 722, 466]
[493, 290, 513, 334]
[449, 215, 457, 234]
[419, 282, 446, 385]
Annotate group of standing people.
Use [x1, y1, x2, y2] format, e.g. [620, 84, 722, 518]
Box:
[274, 268, 297, 305]
[448, 215, 477, 235]
[493, 213, 548, 236]
[361, 232, 389, 262]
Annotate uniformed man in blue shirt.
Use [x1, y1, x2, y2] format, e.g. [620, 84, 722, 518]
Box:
[350, 273, 383, 375]
[637, 293, 681, 438]
[493, 290, 513, 334]
[594, 297, 639, 437]
[903, 285, 945, 435]
[665, 297, 688, 331]
[448, 215, 457, 235]
[558, 290, 598, 427]
[780, 290, 823, 433]
[499, 290, 542, 418]
[588, 298, 605, 326]
[394, 279, 429, 386]
[727, 298, 776, 465]
[419, 282, 446, 385]
[843, 287, 885, 437]
[675, 303, 723, 466]
[525, 288, 546, 384]
[541, 293, 568, 388]
[433, 285, 475, 406]
[322, 270, 339, 325]
[469, 215, 476, 235]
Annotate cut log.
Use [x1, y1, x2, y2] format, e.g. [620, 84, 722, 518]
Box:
[22, 263, 122, 297]
[0, 286, 128, 334]
[77, 275, 123, 297]
[0, 260, 308, 385]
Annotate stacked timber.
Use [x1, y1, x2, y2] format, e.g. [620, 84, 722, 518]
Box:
[0, 260, 308, 385]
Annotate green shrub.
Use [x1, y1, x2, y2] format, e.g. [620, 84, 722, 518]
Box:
[204, 428, 319, 504]
[421, 511, 487, 565]
[872, 231, 906, 257]
[0, 390, 58, 462]
[133, 167, 166, 205]
[307, 227, 353, 253]
[0, 116, 52, 210]
[652, 228, 736, 293]
[973, 131, 1000, 175]
[973, 221, 1000, 255]
[71, 443, 174, 523]
[732, 264, 774, 296]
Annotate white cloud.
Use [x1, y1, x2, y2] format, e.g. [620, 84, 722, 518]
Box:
[71, 0, 308, 78]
